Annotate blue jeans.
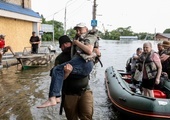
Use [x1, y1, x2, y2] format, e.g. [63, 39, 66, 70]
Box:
[49, 56, 94, 97]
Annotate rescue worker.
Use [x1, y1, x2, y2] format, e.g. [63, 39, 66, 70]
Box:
[37, 23, 101, 120]
[62, 23, 101, 120]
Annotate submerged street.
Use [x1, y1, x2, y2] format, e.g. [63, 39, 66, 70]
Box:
[0, 40, 159, 120]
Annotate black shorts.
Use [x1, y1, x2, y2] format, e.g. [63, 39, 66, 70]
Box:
[0, 47, 8, 53]
[141, 78, 156, 90]
[3, 47, 8, 52]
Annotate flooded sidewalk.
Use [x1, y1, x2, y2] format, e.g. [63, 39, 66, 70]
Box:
[0, 62, 112, 120]
[1, 40, 145, 120]
[0, 64, 66, 120]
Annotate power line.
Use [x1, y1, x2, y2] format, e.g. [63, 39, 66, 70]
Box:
[67, 0, 88, 19]
[45, 8, 64, 19]
[45, 0, 78, 20]
[66, 0, 93, 28]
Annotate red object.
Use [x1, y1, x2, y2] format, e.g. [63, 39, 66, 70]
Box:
[0, 40, 5, 48]
[154, 90, 167, 98]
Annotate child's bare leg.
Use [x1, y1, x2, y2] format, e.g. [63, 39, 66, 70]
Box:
[6, 46, 15, 55]
[37, 64, 72, 108]
[148, 89, 154, 98]
[37, 97, 60, 108]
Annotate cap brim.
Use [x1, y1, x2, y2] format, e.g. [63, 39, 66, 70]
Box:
[74, 26, 86, 29]
[74, 26, 78, 30]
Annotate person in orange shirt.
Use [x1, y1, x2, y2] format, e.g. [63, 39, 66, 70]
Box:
[0, 34, 15, 65]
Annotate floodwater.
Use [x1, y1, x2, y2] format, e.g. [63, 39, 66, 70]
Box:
[0, 40, 160, 120]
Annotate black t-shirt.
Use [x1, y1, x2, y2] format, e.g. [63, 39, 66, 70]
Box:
[30, 36, 40, 48]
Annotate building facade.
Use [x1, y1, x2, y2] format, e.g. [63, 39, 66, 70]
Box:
[155, 33, 170, 41]
[0, 0, 41, 52]
[1, 0, 31, 8]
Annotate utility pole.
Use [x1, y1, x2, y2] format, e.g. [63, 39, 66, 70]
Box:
[64, 6, 67, 35]
[92, 0, 97, 30]
[52, 14, 55, 43]
[53, 16, 55, 43]
[64, 0, 73, 35]
[52, 12, 58, 43]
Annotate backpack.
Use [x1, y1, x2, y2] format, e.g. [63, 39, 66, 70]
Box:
[126, 57, 132, 72]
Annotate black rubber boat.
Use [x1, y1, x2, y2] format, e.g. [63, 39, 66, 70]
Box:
[105, 66, 170, 120]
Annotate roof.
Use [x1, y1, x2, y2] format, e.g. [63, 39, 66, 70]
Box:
[0, 1, 41, 18]
[156, 33, 170, 38]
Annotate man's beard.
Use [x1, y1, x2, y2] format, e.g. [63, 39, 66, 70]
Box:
[63, 47, 71, 53]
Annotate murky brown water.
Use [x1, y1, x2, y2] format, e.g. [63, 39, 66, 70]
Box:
[0, 40, 159, 120]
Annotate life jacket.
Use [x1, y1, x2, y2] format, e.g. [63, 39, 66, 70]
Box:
[63, 75, 89, 95]
[71, 31, 103, 67]
[60, 72, 90, 115]
[126, 57, 132, 72]
[158, 49, 166, 56]
[126, 55, 140, 73]
[0, 39, 5, 48]
[71, 33, 98, 54]
[161, 48, 170, 78]
[138, 51, 158, 79]
[164, 47, 170, 55]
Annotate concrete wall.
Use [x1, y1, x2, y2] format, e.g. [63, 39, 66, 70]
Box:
[0, 17, 33, 52]
[3, 0, 31, 8]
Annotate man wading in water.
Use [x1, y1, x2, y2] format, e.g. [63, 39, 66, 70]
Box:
[38, 22, 101, 120]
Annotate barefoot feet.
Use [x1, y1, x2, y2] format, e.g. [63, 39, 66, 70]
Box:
[37, 97, 60, 108]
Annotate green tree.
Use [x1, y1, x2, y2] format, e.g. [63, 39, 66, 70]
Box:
[41, 15, 46, 23]
[109, 30, 120, 40]
[40, 14, 155, 41]
[116, 26, 133, 36]
[163, 28, 170, 33]
[101, 26, 134, 40]
[138, 32, 147, 40]
[41, 16, 64, 41]
[66, 28, 76, 39]
[102, 30, 110, 39]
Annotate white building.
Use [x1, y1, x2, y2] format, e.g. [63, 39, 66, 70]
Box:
[120, 36, 138, 41]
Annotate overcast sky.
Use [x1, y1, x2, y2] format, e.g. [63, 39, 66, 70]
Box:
[31, 0, 170, 33]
